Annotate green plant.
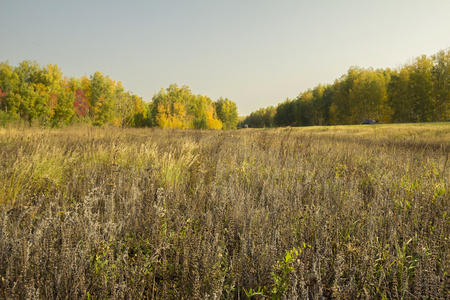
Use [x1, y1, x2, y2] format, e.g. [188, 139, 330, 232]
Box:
[270, 247, 300, 299]
[245, 247, 300, 299]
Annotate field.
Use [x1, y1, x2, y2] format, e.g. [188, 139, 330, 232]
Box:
[0, 123, 449, 299]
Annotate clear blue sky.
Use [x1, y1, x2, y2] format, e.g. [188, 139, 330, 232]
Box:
[1, 0, 449, 115]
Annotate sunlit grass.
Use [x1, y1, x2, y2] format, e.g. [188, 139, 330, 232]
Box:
[0, 123, 449, 299]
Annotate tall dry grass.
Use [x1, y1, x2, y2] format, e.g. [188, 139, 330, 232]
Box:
[0, 124, 449, 299]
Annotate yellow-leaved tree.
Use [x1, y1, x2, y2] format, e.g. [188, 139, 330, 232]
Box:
[152, 84, 224, 129]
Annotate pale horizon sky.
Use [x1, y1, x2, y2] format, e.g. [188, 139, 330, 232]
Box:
[1, 0, 449, 115]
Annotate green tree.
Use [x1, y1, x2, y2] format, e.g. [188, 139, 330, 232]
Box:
[296, 90, 315, 126]
[113, 81, 135, 126]
[332, 67, 360, 124]
[90, 71, 115, 125]
[313, 84, 334, 125]
[190, 94, 209, 129]
[388, 67, 413, 123]
[0, 62, 17, 113]
[432, 48, 450, 121]
[52, 91, 75, 125]
[274, 98, 296, 126]
[131, 95, 149, 127]
[191, 94, 222, 129]
[41, 64, 64, 95]
[8, 61, 46, 122]
[215, 97, 239, 129]
[152, 84, 194, 129]
[409, 55, 434, 122]
[244, 106, 277, 128]
[349, 68, 389, 123]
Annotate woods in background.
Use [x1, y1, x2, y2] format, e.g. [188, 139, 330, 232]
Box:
[243, 48, 450, 127]
[1, 48, 448, 129]
[0, 62, 239, 129]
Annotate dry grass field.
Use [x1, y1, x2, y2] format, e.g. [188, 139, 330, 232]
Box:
[0, 123, 449, 299]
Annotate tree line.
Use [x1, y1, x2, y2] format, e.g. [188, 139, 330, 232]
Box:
[243, 48, 450, 127]
[0, 60, 239, 129]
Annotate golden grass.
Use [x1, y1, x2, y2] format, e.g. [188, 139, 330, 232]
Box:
[0, 123, 449, 299]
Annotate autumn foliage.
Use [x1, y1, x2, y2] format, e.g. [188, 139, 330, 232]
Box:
[0, 61, 239, 129]
[243, 48, 450, 127]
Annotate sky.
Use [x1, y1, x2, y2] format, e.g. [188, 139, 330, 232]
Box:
[1, 0, 449, 115]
